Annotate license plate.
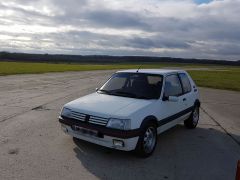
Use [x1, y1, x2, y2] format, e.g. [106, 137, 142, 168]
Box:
[72, 125, 98, 137]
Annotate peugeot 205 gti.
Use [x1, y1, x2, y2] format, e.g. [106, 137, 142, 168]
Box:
[59, 69, 200, 157]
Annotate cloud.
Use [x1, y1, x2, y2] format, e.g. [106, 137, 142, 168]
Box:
[0, 0, 240, 60]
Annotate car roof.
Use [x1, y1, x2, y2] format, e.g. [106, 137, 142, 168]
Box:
[117, 69, 186, 75]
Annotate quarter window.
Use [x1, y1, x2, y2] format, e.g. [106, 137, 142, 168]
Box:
[164, 74, 183, 97]
[179, 73, 192, 93]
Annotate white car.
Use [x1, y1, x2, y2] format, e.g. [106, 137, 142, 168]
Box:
[59, 69, 200, 157]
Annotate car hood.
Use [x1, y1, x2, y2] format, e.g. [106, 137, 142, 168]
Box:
[64, 92, 154, 118]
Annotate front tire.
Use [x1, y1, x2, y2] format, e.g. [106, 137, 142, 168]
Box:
[135, 122, 157, 158]
[184, 106, 199, 129]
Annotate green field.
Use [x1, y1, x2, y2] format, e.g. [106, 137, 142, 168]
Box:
[188, 68, 240, 91]
[0, 61, 240, 91]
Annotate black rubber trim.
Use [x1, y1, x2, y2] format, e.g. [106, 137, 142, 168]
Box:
[157, 106, 194, 127]
[59, 106, 195, 138]
[59, 116, 141, 139]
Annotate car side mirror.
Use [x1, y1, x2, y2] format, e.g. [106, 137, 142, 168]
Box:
[95, 88, 99, 92]
[168, 96, 179, 102]
[162, 95, 179, 102]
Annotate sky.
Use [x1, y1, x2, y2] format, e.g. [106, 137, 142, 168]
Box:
[0, 0, 240, 60]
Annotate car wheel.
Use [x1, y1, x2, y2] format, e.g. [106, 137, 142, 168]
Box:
[135, 122, 157, 158]
[184, 106, 199, 129]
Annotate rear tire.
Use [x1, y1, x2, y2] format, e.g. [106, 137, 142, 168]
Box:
[135, 122, 157, 158]
[184, 106, 199, 129]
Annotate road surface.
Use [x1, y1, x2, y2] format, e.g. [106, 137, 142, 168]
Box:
[0, 71, 239, 180]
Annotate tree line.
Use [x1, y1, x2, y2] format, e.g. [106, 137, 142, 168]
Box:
[0, 52, 239, 66]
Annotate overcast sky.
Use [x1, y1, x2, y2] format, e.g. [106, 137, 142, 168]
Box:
[0, 0, 240, 60]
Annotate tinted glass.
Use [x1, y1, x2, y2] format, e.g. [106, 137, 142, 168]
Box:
[179, 73, 191, 93]
[99, 73, 163, 99]
[101, 76, 126, 91]
[164, 74, 183, 97]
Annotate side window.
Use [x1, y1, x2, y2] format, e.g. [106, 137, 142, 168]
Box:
[164, 74, 183, 97]
[179, 73, 191, 94]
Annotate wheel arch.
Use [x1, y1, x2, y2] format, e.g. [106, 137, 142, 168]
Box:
[140, 115, 158, 130]
[194, 99, 201, 107]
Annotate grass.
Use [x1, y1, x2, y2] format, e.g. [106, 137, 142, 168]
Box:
[188, 68, 240, 91]
[0, 61, 215, 76]
[0, 61, 239, 91]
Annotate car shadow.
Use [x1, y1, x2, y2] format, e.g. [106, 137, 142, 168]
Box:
[72, 125, 240, 180]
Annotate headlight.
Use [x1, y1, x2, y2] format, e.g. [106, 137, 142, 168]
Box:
[106, 118, 131, 130]
[61, 107, 71, 117]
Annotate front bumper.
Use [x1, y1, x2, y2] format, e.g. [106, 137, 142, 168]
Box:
[59, 116, 140, 151]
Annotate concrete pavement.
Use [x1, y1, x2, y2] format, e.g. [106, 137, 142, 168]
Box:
[200, 88, 240, 145]
[0, 71, 239, 180]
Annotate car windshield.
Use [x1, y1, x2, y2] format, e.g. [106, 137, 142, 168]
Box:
[98, 72, 163, 99]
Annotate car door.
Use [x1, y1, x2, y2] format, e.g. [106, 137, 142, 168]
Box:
[157, 73, 186, 133]
[178, 72, 195, 110]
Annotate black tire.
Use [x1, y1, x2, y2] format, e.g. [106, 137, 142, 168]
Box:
[135, 122, 157, 158]
[184, 106, 199, 129]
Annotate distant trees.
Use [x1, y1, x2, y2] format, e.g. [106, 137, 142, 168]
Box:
[0, 51, 239, 66]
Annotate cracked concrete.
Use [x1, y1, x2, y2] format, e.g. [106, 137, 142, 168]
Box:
[0, 71, 239, 180]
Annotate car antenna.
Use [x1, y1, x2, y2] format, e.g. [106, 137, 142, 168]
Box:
[136, 66, 141, 73]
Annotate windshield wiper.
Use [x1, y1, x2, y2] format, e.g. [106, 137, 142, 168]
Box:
[99, 90, 154, 99]
[113, 91, 137, 98]
[136, 96, 152, 100]
[97, 89, 112, 95]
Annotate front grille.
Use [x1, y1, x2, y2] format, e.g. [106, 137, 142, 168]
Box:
[71, 111, 85, 121]
[70, 110, 108, 126]
[89, 116, 108, 126]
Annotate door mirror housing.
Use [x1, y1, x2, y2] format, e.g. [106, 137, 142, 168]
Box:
[162, 95, 179, 102]
[168, 96, 179, 102]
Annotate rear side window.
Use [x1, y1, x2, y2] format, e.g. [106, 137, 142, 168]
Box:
[179, 73, 191, 93]
[164, 74, 183, 97]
